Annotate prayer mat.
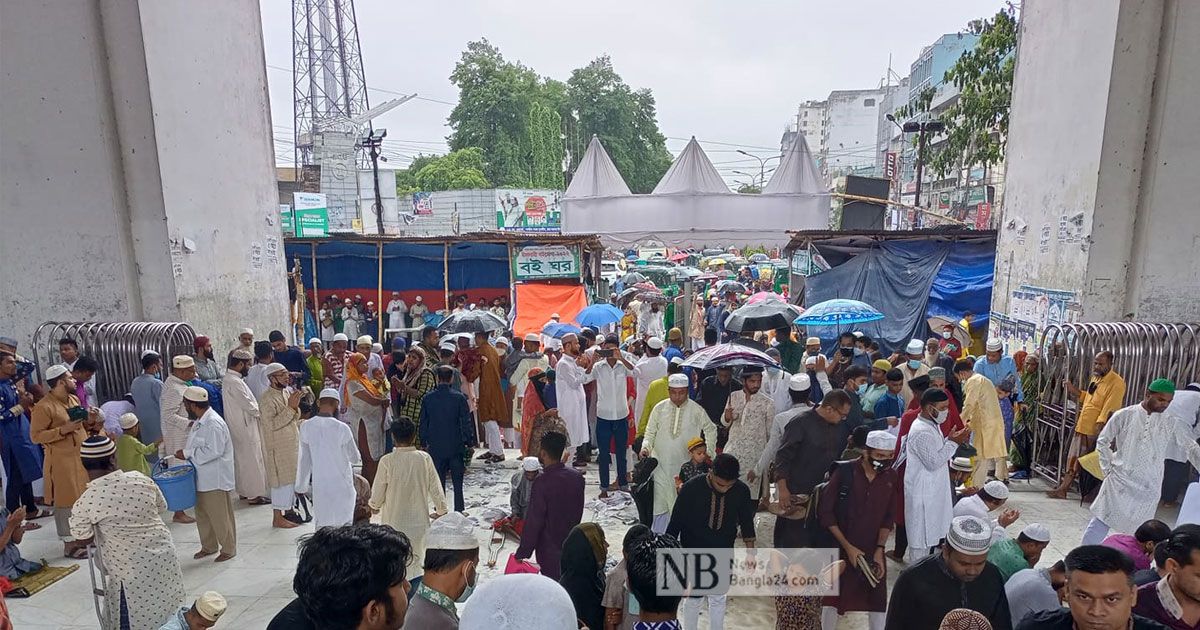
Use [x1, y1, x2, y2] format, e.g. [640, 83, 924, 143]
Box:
[6, 562, 79, 598]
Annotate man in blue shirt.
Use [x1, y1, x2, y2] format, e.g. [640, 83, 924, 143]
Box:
[974, 338, 1024, 402]
[872, 368, 906, 431]
[0, 352, 44, 518]
[419, 366, 475, 512]
[663, 328, 686, 363]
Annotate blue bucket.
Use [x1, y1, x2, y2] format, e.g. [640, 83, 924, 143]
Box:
[152, 463, 197, 512]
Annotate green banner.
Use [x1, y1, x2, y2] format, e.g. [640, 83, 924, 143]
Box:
[294, 208, 328, 238]
[512, 244, 580, 279]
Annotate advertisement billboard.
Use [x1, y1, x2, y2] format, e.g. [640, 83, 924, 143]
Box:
[292, 192, 329, 238]
[512, 245, 580, 280]
[496, 189, 561, 232]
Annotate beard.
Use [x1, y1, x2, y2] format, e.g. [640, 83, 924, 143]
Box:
[239, 366, 250, 377]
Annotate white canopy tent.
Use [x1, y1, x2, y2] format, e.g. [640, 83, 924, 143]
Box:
[561, 134, 829, 248]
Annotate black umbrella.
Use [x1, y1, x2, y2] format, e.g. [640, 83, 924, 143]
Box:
[715, 279, 747, 295]
[621, 271, 647, 285]
[436, 310, 506, 334]
[723, 300, 796, 333]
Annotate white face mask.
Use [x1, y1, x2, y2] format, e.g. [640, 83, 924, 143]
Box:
[934, 409, 950, 424]
[942, 331, 952, 339]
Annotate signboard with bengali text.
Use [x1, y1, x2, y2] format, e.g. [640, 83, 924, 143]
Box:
[512, 245, 580, 280]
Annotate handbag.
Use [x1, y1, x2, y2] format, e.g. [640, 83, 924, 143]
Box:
[504, 553, 540, 575]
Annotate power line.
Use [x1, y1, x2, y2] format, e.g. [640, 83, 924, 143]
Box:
[265, 64, 457, 106]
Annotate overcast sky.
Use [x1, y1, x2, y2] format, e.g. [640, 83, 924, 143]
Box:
[261, 0, 1007, 183]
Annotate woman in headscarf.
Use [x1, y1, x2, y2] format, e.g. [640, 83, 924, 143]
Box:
[520, 367, 547, 456]
[1009, 353, 1041, 478]
[342, 352, 388, 482]
[559, 522, 608, 630]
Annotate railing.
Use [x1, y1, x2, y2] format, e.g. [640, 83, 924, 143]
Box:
[31, 322, 197, 403]
[1031, 322, 1200, 484]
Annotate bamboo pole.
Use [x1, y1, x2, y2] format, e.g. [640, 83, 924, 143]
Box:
[829, 192, 969, 226]
[507, 241, 517, 314]
[310, 241, 319, 307]
[443, 241, 451, 312]
[376, 241, 384, 341]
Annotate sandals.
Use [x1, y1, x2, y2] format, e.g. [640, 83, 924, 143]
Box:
[66, 546, 88, 559]
[27, 509, 52, 520]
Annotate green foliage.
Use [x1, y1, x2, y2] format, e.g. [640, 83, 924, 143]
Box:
[892, 9, 1017, 178]
[401, 148, 490, 192]
[447, 41, 672, 193]
[736, 184, 761, 194]
[394, 153, 438, 195]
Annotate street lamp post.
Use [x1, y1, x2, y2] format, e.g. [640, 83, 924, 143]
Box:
[897, 118, 944, 207]
[359, 128, 388, 235]
[736, 150, 781, 189]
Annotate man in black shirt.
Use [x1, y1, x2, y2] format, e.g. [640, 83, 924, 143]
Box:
[698, 367, 742, 451]
[1017, 545, 1168, 630]
[772, 390, 852, 548]
[666, 453, 755, 630]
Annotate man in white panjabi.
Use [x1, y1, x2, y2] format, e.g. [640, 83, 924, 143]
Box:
[176, 387, 237, 561]
[341, 298, 360, 339]
[722, 365, 775, 502]
[368, 417, 447, 572]
[1082, 378, 1200, 545]
[386, 291, 408, 332]
[296, 388, 362, 528]
[220, 352, 269, 504]
[639, 373, 715, 534]
[409, 296, 429, 333]
[160, 355, 197, 523]
[633, 337, 668, 423]
[258, 361, 304, 529]
[900, 387, 972, 562]
[553, 333, 591, 456]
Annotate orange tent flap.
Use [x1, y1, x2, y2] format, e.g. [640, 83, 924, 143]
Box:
[514, 283, 588, 338]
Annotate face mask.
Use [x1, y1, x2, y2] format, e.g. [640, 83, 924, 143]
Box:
[942, 331, 952, 339]
[870, 458, 893, 472]
[626, 591, 641, 616]
[935, 409, 950, 424]
[856, 383, 867, 395]
[907, 359, 922, 370]
[853, 347, 864, 356]
[456, 565, 477, 603]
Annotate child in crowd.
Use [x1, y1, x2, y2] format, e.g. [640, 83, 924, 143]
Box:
[998, 374, 1016, 448]
[676, 437, 712, 490]
[603, 524, 653, 630]
[116, 413, 159, 476]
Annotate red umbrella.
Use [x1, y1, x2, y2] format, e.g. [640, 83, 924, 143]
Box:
[669, 252, 689, 262]
[632, 281, 659, 291]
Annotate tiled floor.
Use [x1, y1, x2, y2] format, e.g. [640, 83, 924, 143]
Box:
[6, 459, 1184, 629]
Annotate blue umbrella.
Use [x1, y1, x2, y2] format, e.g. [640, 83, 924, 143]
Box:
[542, 322, 583, 339]
[793, 298, 884, 326]
[575, 304, 624, 328]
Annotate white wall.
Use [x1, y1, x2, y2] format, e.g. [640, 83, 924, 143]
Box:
[0, 0, 289, 352]
[824, 89, 885, 175]
[993, 0, 1200, 323]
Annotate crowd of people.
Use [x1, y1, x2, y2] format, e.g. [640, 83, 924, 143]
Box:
[1, 289, 1200, 629]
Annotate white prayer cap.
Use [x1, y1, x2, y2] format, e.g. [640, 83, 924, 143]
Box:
[550, 312, 560, 319]
[44, 364, 69, 381]
[318, 388, 341, 401]
[560, 333, 578, 343]
[426, 512, 479, 551]
[805, 336, 821, 345]
[788, 373, 811, 392]
[1022, 523, 1051, 543]
[231, 349, 253, 361]
[852, 331, 864, 338]
[983, 479, 1009, 500]
[986, 338, 1003, 352]
[140, 349, 159, 359]
[183, 386, 209, 403]
[392, 291, 399, 295]
[240, 328, 254, 336]
[524, 333, 540, 343]
[332, 333, 349, 342]
[646, 337, 663, 350]
[804, 355, 818, 366]
[865, 430, 895, 451]
[459, 574, 577, 630]
[415, 295, 423, 302]
[440, 342, 457, 353]
[668, 374, 689, 388]
[495, 336, 510, 347]
[118, 413, 139, 430]
[265, 362, 288, 376]
[522, 456, 542, 472]
[946, 515, 992, 555]
[308, 338, 322, 346]
[950, 457, 973, 472]
[905, 339, 924, 354]
[371, 343, 383, 353]
[172, 355, 195, 369]
[356, 335, 373, 347]
[669, 356, 684, 366]
[194, 591, 227, 622]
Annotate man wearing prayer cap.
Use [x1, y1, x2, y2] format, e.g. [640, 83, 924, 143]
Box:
[295, 387, 361, 529]
[955, 358, 1009, 486]
[341, 298, 361, 340]
[954, 479, 1019, 544]
[1083, 378, 1200, 545]
[323, 332, 353, 391]
[722, 364, 775, 503]
[664, 327, 685, 364]
[1163, 382, 1200, 507]
[174, 385, 238, 561]
[407, 511, 480, 629]
[896, 339, 931, 407]
[974, 338, 1023, 405]
[160, 590, 227, 629]
[820, 428, 900, 629]
[636, 351, 687, 438]
[508, 456, 542, 530]
[459, 573, 578, 630]
[232, 329, 254, 361]
[633, 336, 669, 441]
[639, 371, 714, 533]
[902, 387, 973, 563]
[886, 515, 1012, 630]
[988, 522, 1051, 582]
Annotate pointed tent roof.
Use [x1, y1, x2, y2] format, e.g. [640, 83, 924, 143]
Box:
[564, 135, 632, 198]
[762, 132, 825, 194]
[651, 137, 730, 195]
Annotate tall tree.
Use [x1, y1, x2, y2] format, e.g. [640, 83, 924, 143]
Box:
[895, 9, 1017, 178]
[403, 148, 490, 192]
[566, 56, 673, 193]
[394, 153, 439, 194]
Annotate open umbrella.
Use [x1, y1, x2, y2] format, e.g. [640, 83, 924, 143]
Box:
[746, 291, 785, 305]
[621, 272, 647, 285]
[673, 266, 703, 280]
[927, 315, 971, 348]
[724, 300, 798, 333]
[669, 252, 690, 262]
[436, 310, 507, 334]
[713, 269, 735, 279]
[695, 272, 718, 282]
[715, 280, 747, 295]
[749, 253, 769, 263]
[542, 322, 583, 339]
[793, 299, 884, 328]
[681, 343, 781, 370]
[637, 290, 668, 304]
[575, 304, 624, 328]
[632, 281, 658, 291]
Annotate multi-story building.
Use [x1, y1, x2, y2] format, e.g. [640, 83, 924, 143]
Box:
[823, 88, 887, 180]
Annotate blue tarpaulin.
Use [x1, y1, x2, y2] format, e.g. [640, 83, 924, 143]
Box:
[803, 235, 995, 354]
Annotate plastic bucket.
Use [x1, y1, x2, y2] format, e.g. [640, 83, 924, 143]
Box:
[152, 463, 197, 512]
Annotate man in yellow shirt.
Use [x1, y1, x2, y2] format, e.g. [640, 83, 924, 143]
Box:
[1047, 351, 1126, 499]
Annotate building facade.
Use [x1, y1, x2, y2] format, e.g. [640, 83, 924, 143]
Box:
[823, 89, 887, 180]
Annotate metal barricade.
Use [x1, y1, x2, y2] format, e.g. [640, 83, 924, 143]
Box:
[1031, 322, 1200, 484]
[31, 322, 197, 402]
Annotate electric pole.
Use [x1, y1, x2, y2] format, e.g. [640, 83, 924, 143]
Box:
[360, 128, 387, 235]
